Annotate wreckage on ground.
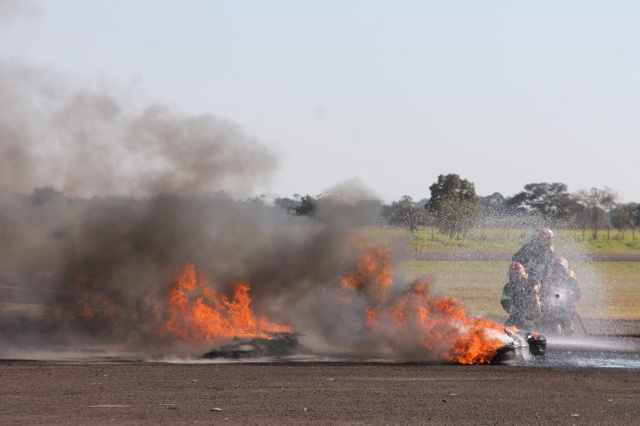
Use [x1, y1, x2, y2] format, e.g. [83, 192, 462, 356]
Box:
[201, 329, 547, 364]
[202, 332, 303, 359]
[492, 329, 547, 364]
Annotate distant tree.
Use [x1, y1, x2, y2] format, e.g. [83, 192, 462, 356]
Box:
[274, 197, 299, 214]
[610, 204, 636, 238]
[244, 194, 267, 208]
[634, 204, 640, 240]
[479, 192, 508, 217]
[507, 183, 578, 224]
[425, 174, 479, 239]
[382, 196, 428, 232]
[31, 186, 65, 206]
[294, 194, 317, 217]
[415, 198, 430, 208]
[575, 187, 619, 239]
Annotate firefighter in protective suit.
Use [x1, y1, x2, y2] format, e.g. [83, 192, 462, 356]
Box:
[511, 227, 555, 288]
[501, 261, 542, 329]
[538, 256, 581, 335]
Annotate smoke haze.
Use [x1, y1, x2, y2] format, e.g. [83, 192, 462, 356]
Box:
[0, 59, 400, 359]
[0, 60, 278, 198]
[0, 0, 37, 29]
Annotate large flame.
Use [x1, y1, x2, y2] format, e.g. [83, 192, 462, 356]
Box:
[341, 244, 506, 364]
[71, 238, 508, 364]
[162, 263, 292, 341]
[341, 244, 393, 291]
[339, 239, 394, 304]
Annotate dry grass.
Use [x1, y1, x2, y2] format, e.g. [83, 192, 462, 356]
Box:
[363, 226, 640, 255]
[402, 260, 640, 320]
[3, 226, 639, 323]
[364, 226, 640, 321]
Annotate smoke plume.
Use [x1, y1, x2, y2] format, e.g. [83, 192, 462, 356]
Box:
[0, 60, 402, 359]
[0, 60, 278, 198]
[0, 59, 506, 364]
[0, 0, 37, 29]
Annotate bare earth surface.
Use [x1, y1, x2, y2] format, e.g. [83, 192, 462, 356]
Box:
[2, 257, 639, 425]
[2, 360, 640, 426]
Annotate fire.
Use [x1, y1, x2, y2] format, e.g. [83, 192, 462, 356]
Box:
[341, 241, 393, 304]
[162, 263, 292, 341]
[75, 275, 116, 320]
[70, 238, 509, 364]
[343, 246, 506, 364]
[341, 245, 393, 290]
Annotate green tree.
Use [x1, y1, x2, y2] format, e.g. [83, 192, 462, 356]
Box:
[273, 197, 299, 214]
[610, 203, 636, 239]
[634, 204, 640, 240]
[507, 183, 578, 224]
[382, 196, 429, 232]
[479, 192, 508, 217]
[425, 174, 479, 239]
[294, 194, 317, 217]
[575, 187, 619, 239]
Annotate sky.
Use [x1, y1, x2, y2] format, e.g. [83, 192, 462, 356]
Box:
[0, 0, 639, 203]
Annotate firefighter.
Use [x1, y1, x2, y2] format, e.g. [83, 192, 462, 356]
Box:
[538, 256, 581, 335]
[511, 227, 555, 288]
[501, 261, 542, 329]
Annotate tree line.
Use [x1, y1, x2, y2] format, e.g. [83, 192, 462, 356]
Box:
[282, 174, 640, 240]
[1, 175, 639, 242]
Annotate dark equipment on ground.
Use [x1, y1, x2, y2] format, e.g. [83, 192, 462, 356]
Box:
[494, 328, 547, 364]
[202, 332, 302, 359]
[525, 332, 547, 356]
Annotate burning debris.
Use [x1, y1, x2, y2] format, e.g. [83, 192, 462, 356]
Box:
[152, 242, 520, 364]
[320, 241, 514, 365]
[3, 223, 531, 365]
[202, 332, 302, 359]
[497, 328, 547, 363]
[0, 60, 541, 366]
[162, 263, 293, 342]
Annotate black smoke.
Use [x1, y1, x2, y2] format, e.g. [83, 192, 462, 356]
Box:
[0, 61, 386, 356]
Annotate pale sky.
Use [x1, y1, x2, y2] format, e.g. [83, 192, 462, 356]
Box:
[1, 1, 639, 203]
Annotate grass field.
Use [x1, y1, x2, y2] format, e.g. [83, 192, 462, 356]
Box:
[401, 260, 640, 320]
[363, 226, 640, 321]
[1, 225, 639, 323]
[364, 226, 640, 255]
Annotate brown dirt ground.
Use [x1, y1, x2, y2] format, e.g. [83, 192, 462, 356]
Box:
[2, 361, 640, 425]
[2, 257, 639, 425]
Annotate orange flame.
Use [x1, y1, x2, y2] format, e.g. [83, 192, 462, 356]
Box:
[343, 247, 506, 364]
[71, 237, 509, 364]
[75, 275, 116, 319]
[162, 263, 292, 341]
[341, 242, 393, 303]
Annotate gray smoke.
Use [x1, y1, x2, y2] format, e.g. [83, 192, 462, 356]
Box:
[0, 60, 278, 198]
[0, 60, 394, 358]
[0, 0, 37, 29]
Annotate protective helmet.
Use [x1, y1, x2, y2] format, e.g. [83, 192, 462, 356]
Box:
[537, 227, 554, 241]
[553, 256, 569, 271]
[509, 261, 527, 281]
